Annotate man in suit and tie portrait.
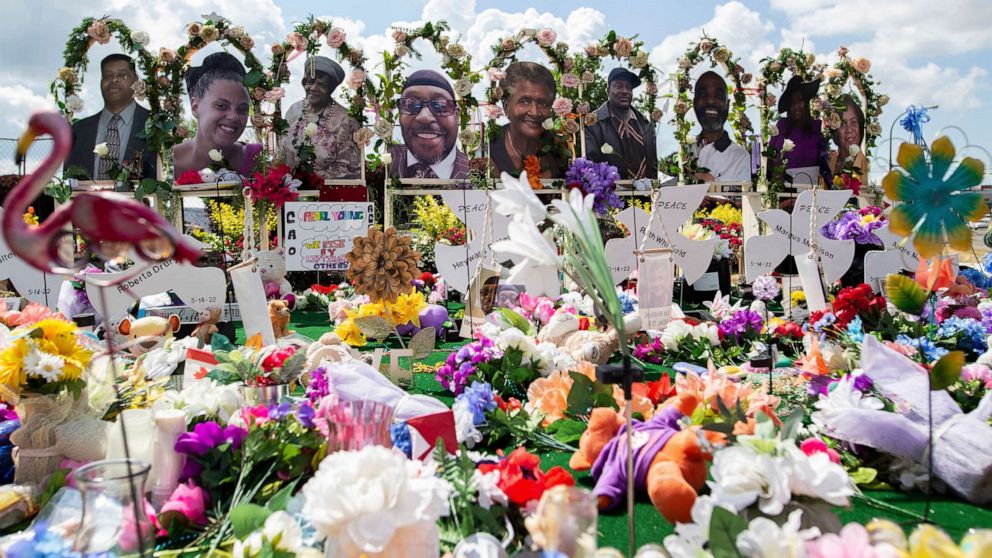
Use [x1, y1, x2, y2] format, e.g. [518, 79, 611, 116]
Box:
[389, 69, 469, 180]
[63, 53, 157, 181]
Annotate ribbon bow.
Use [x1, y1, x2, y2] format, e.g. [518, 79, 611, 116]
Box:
[900, 105, 931, 144]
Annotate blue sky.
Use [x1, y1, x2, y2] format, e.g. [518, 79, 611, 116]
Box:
[1, 0, 990, 181]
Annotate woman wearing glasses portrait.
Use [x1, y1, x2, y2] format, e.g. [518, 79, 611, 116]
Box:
[389, 69, 469, 180]
[489, 61, 568, 179]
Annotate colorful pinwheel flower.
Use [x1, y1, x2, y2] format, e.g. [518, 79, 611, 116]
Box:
[883, 136, 986, 258]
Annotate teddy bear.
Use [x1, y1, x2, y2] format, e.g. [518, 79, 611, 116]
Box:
[117, 315, 181, 356]
[269, 299, 294, 339]
[538, 311, 642, 365]
[305, 332, 360, 369]
[568, 393, 725, 524]
[249, 248, 295, 304]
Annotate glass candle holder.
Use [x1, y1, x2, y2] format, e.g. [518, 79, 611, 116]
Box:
[73, 458, 155, 555]
[322, 399, 394, 453]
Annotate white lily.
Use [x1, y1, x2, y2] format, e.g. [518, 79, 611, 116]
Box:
[492, 221, 562, 269]
[549, 187, 597, 237]
[491, 171, 546, 224]
[208, 148, 224, 162]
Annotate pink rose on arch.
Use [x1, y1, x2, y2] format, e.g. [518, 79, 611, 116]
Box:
[347, 69, 366, 90]
[87, 20, 111, 45]
[286, 31, 307, 52]
[485, 104, 505, 120]
[561, 73, 580, 89]
[501, 38, 517, 52]
[852, 57, 871, 74]
[551, 97, 573, 117]
[159, 481, 209, 526]
[327, 27, 347, 48]
[263, 87, 286, 103]
[584, 44, 599, 57]
[536, 28, 557, 47]
[613, 37, 634, 58]
[488, 67, 506, 82]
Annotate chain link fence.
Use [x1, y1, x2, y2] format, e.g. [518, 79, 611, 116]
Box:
[0, 137, 54, 177]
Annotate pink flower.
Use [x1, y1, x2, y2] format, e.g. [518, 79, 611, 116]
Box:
[535, 299, 556, 325]
[263, 87, 286, 103]
[159, 481, 209, 526]
[326, 27, 346, 48]
[852, 57, 871, 74]
[883, 341, 917, 357]
[536, 28, 557, 47]
[800, 438, 841, 464]
[241, 404, 272, 427]
[962, 363, 992, 388]
[488, 67, 505, 82]
[485, 104, 505, 120]
[286, 31, 307, 52]
[561, 73, 580, 89]
[805, 523, 879, 558]
[347, 69, 366, 90]
[119, 499, 158, 552]
[87, 20, 111, 45]
[613, 37, 633, 58]
[551, 97, 573, 117]
[518, 292, 539, 314]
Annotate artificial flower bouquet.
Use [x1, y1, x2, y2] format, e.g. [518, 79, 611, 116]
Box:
[820, 205, 887, 246]
[0, 313, 92, 398]
[203, 335, 305, 387]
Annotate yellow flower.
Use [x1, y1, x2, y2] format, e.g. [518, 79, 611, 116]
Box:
[22, 207, 38, 226]
[352, 302, 386, 319]
[764, 316, 786, 333]
[0, 339, 30, 389]
[860, 214, 877, 225]
[412, 195, 462, 240]
[334, 318, 367, 347]
[908, 524, 963, 558]
[25, 319, 93, 381]
[390, 290, 426, 326]
[790, 290, 806, 306]
[709, 203, 742, 226]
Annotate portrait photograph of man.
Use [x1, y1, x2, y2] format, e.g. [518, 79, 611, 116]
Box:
[63, 53, 157, 181]
[584, 67, 658, 180]
[688, 70, 751, 183]
[389, 69, 469, 180]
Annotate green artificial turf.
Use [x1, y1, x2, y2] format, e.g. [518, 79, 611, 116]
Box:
[239, 312, 992, 553]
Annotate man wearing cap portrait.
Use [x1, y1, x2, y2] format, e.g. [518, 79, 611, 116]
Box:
[689, 71, 751, 183]
[584, 67, 657, 179]
[281, 56, 362, 179]
[390, 69, 469, 180]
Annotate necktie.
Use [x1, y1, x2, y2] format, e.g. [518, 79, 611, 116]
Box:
[99, 113, 122, 179]
[406, 161, 438, 179]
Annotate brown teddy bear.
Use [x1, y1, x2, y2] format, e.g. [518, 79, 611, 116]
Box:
[569, 393, 725, 524]
[268, 299, 293, 339]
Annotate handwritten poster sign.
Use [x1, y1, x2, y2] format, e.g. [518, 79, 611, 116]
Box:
[284, 202, 374, 272]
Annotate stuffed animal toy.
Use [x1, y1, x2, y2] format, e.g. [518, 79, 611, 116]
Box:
[117, 315, 180, 356]
[539, 311, 642, 365]
[250, 248, 293, 300]
[191, 307, 221, 348]
[269, 300, 293, 339]
[305, 332, 360, 369]
[569, 394, 724, 524]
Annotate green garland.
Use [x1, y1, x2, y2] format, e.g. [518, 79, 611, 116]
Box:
[668, 34, 753, 184]
[579, 30, 662, 130]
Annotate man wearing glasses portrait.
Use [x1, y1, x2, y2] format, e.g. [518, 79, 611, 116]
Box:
[389, 69, 469, 180]
[63, 54, 157, 181]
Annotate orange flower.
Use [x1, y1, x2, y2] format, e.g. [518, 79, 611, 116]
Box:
[526, 371, 573, 426]
[524, 155, 542, 189]
[798, 335, 829, 377]
[915, 256, 956, 292]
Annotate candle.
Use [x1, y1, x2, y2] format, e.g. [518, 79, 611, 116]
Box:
[151, 409, 187, 509]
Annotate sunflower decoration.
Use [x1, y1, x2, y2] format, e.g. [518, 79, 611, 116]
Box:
[883, 136, 986, 258]
[0, 318, 92, 396]
[345, 227, 421, 304]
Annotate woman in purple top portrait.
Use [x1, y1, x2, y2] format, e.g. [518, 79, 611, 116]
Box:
[770, 76, 831, 186]
[172, 52, 262, 178]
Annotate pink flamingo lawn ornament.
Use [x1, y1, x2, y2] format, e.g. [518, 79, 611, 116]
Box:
[6, 111, 200, 275]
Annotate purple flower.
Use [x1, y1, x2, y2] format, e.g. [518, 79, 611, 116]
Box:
[267, 402, 291, 421]
[565, 158, 624, 216]
[436, 337, 501, 394]
[295, 402, 316, 428]
[306, 367, 329, 405]
[752, 275, 780, 302]
[820, 210, 886, 245]
[718, 309, 764, 341]
[175, 421, 247, 456]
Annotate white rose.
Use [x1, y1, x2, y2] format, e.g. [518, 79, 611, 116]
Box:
[787, 446, 854, 507]
[709, 446, 790, 514]
[304, 122, 318, 138]
[131, 30, 150, 47]
[848, 144, 861, 157]
[65, 94, 85, 113]
[782, 139, 795, 152]
[601, 143, 614, 155]
[381, 151, 393, 166]
[541, 118, 554, 130]
[454, 78, 472, 97]
[93, 142, 109, 157]
[208, 149, 223, 162]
